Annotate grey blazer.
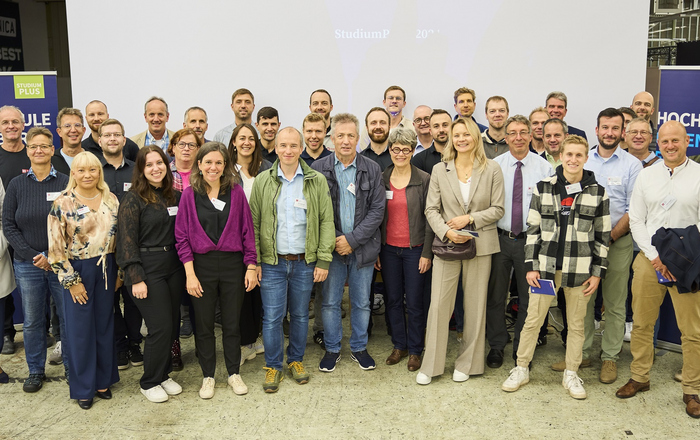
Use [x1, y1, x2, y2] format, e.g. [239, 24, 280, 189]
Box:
[425, 159, 505, 256]
[0, 182, 16, 299]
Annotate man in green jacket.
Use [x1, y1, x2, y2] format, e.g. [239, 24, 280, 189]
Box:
[249, 126, 335, 393]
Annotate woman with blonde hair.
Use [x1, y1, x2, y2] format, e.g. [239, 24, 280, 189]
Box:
[417, 118, 505, 385]
[48, 151, 120, 409]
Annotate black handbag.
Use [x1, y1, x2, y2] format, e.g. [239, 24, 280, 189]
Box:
[432, 225, 476, 261]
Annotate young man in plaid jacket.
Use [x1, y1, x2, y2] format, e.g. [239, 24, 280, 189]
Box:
[502, 135, 611, 399]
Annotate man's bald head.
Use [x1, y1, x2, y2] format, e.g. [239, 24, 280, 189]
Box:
[631, 91, 655, 122]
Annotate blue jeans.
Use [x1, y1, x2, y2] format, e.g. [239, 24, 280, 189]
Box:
[260, 260, 316, 370]
[380, 245, 428, 355]
[13, 260, 67, 374]
[322, 253, 374, 353]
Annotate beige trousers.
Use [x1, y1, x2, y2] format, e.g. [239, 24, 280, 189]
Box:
[517, 271, 591, 372]
[420, 255, 491, 377]
[630, 253, 700, 394]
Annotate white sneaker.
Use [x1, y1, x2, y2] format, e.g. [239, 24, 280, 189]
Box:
[562, 370, 587, 399]
[199, 377, 215, 399]
[48, 341, 63, 365]
[623, 321, 633, 342]
[416, 372, 432, 385]
[252, 335, 264, 354]
[228, 374, 248, 395]
[160, 378, 182, 396]
[453, 369, 469, 382]
[141, 385, 169, 403]
[240, 344, 257, 366]
[502, 366, 529, 392]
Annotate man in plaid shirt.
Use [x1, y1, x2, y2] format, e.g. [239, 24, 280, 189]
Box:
[502, 135, 611, 399]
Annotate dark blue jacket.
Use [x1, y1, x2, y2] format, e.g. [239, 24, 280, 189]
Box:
[652, 225, 700, 293]
[311, 153, 385, 268]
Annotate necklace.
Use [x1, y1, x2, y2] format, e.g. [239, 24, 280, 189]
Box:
[74, 190, 100, 200]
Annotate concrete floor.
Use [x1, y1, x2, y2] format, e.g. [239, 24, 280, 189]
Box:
[0, 306, 696, 440]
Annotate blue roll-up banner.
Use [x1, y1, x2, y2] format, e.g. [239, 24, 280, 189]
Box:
[655, 66, 700, 352]
[0, 71, 58, 143]
[658, 66, 700, 157]
[0, 71, 58, 327]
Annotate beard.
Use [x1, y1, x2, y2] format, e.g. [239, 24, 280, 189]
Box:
[369, 129, 389, 144]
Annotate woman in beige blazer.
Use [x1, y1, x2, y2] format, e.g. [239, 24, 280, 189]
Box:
[0, 179, 17, 382]
[416, 118, 504, 385]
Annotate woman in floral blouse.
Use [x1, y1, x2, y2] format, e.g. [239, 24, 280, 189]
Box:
[48, 151, 120, 410]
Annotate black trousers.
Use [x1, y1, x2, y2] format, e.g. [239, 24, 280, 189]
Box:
[114, 284, 143, 352]
[486, 235, 530, 355]
[128, 250, 185, 389]
[191, 251, 245, 377]
[239, 285, 262, 346]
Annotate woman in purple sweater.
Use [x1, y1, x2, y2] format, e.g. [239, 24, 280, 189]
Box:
[175, 142, 258, 400]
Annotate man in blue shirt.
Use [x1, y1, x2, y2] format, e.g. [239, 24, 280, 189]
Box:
[250, 127, 334, 393]
[488, 115, 553, 368]
[311, 113, 385, 372]
[572, 108, 641, 384]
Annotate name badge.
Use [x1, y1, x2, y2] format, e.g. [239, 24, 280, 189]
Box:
[386, 191, 393, 200]
[76, 206, 90, 215]
[123, 182, 132, 191]
[607, 176, 622, 186]
[527, 186, 533, 195]
[46, 192, 60, 201]
[294, 198, 307, 209]
[211, 198, 226, 211]
[347, 183, 356, 195]
[566, 183, 582, 195]
[167, 206, 178, 216]
[660, 194, 677, 211]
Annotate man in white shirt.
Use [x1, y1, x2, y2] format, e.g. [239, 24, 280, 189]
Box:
[616, 121, 700, 419]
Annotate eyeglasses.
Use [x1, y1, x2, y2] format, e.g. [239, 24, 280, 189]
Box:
[176, 142, 198, 150]
[413, 117, 430, 125]
[390, 146, 413, 155]
[61, 123, 84, 130]
[627, 130, 651, 137]
[27, 144, 52, 151]
[506, 131, 529, 138]
[100, 133, 123, 139]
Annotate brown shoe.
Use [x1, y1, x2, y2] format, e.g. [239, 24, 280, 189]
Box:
[551, 358, 591, 372]
[683, 394, 700, 418]
[615, 379, 650, 399]
[599, 360, 617, 384]
[385, 349, 408, 365]
[407, 355, 422, 371]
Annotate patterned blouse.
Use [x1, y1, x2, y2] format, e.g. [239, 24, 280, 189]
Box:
[48, 190, 119, 288]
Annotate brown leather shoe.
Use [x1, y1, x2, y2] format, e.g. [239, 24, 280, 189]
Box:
[385, 349, 408, 365]
[683, 394, 700, 418]
[407, 355, 422, 371]
[615, 379, 650, 399]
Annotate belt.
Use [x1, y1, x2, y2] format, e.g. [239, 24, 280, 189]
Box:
[497, 228, 526, 240]
[278, 253, 305, 261]
[139, 246, 173, 252]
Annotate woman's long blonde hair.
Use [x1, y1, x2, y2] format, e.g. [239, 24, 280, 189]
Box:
[65, 151, 116, 209]
[442, 117, 488, 172]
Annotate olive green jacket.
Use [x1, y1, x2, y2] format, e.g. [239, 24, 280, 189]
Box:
[249, 159, 335, 270]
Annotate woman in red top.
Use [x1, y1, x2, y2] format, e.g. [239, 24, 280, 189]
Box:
[376, 128, 433, 372]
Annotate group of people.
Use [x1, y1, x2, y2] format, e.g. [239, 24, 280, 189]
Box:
[0, 84, 698, 419]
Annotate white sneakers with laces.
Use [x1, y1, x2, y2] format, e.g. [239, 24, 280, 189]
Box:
[563, 369, 587, 399]
[502, 366, 529, 392]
